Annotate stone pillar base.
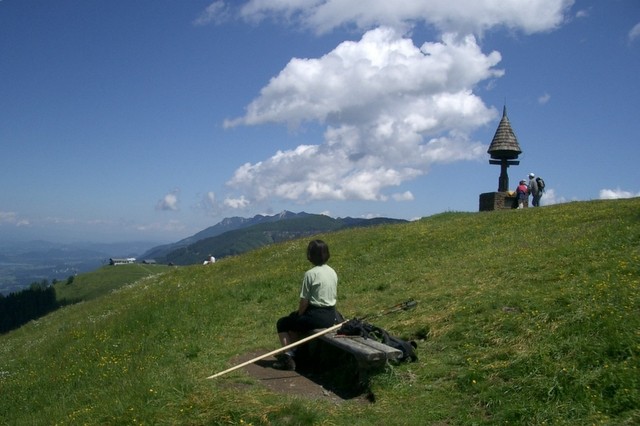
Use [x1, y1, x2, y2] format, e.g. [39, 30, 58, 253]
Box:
[479, 192, 520, 211]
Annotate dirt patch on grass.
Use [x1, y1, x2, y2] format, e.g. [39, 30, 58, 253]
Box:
[229, 350, 372, 403]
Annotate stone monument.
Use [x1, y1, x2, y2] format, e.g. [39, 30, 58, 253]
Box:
[479, 106, 523, 211]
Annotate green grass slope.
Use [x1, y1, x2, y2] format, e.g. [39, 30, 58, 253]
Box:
[1, 199, 638, 425]
[54, 263, 172, 304]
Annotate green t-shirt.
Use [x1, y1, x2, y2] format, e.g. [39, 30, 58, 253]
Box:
[299, 264, 337, 307]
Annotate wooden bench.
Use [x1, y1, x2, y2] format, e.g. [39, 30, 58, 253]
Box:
[312, 329, 403, 380]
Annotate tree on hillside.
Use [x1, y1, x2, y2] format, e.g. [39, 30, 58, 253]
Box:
[0, 282, 59, 333]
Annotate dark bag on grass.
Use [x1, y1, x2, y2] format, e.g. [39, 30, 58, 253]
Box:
[337, 318, 418, 362]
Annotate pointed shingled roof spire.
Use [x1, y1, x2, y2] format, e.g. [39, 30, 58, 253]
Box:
[487, 105, 522, 160]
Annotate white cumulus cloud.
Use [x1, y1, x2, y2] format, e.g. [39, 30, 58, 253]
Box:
[629, 22, 640, 43]
[0, 211, 18, 224]
[393, 191, 414, 201]
[538, 93, 551, 104]
[238, 0, 573, 35]
[194, 0, 230, 26]
[212, 0, 574, 209]
[0, 211, 30, 227]
[225, 28, 500, 204]
[599, 188, 640, 200]
[224, 195, 250, 209]
[156, 189, 180, 211]
[538, 188, 569, 206]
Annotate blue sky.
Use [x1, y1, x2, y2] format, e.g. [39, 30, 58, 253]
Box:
[1, 0, 639, 244]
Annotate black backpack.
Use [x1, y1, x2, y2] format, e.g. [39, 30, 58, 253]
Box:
[536, 177, 546, 192]
[337, 318, 418, 362]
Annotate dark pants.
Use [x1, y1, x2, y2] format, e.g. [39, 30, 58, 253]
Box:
[276, 305, 342, 333]
[532, 193, 542, 207]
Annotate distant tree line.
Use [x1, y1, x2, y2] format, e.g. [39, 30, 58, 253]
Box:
[0, 280, 60, 333]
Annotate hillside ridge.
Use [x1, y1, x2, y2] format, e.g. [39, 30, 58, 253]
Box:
[1, 198, 638, 425]
[141, 210, 407, 265]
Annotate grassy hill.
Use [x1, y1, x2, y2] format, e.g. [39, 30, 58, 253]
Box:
[158, 213, 407, 265]
[1, 199, 638, 425]
[54, 263, 172, 304]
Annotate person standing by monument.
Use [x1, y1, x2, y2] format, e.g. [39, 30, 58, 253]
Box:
[516, 179, 529, 208]
[528, 173, 542, 207]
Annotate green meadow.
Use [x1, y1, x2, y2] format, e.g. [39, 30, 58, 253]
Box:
[1, 198, 638, 425]
[55, 263, 172, 304]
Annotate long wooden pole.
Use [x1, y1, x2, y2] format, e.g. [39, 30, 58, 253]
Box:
[206, 320, 347, 379]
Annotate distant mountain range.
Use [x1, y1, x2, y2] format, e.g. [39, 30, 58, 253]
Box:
[0, 211, 406, 294]
[140, 211, 407, 265]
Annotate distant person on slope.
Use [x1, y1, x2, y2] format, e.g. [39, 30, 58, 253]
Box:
[528, 172, 542, 207]
[273, 239, 342, 371]
[516, 179, 529, 209]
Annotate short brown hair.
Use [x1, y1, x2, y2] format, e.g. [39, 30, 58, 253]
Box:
[307, 240, 330, 266]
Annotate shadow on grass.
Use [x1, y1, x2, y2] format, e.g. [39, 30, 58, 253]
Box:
[232, 340, 376, 402]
